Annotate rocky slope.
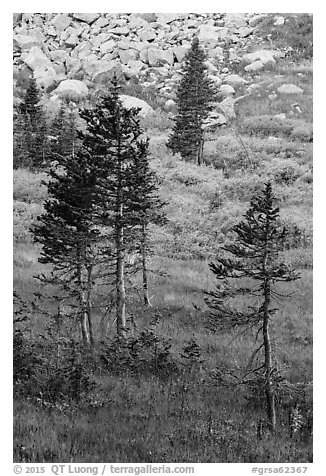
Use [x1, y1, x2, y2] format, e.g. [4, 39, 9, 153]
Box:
[13, 13, 293, 100]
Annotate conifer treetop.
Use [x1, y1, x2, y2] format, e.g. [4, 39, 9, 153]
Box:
[167, 35, 216, 162]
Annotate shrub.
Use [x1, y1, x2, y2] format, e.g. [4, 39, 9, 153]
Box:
[180, 337, 204, 374]
[291, 124, 313, 142]
[140, 109, 173, 133]
[121, 80, 165, 110]
[100, 328, 179, 379]
[241, 115, 296, 137]
[220, 174, 265, 201]
[13, 169, 48, 204]
[262, 158, 310, 185]
[14, 307, 94, 405]
[13, 201, 44, 243]
[13, 329, 41, 397]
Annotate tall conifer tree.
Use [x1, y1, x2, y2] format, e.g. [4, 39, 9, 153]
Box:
[78, 79, 151, 334]
[167, 36, 216, 165]
[32, 143, 100, 344]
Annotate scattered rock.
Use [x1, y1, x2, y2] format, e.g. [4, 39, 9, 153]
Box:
[242, 49, 281, 65]
[72, 42, 92, 60]
[215, 27, 229, 39]
[14, 34, 40, 50]
[277, 84, 304, 94]
[21, 46, 52, 71]
[205, 111, 228, 129]
[244, 60, 265, 72]
[209, 75, 222, 87]
[13, 13, 22, 26]
[99, 40, 116, 54]
[92, 60, 123, 83]
[52, 13, 71, 31]
[119, 49, 139, 64]
[219, 96, 237, 119]
[173, 45, 189, 62]
[238, 26, 252, 37]
[49, 49, 69, 64]
[119, 95, 154, 117]
[124, 59, 145, 75]
[147, 48, 174, 66]
[210, 46, 224, 60]
[248, 14, 268, 27]
[34, 66, 59, 91]
[220, 84, 236, 96]
[224, 74, 246, 88]
[198, 25, 220, 46]
[72, 13, 100, 24]
[164, 99, 176, 112]
[66, 56, 82, 78]
[91, 33, 111, 49]
[205, 60, 219, 74]
[128, 17, 149, 30]
[156, 13, 180, 24]
[51, 79, 89, 98]
[92, 16, 111, 28]
[139, 47, 149, 64]
[138, 27, 157, 42]
[94, 63, 123, 84]
[107, 26, 129, 35]
[65, 34, 79, 47]
[224, 13, 248, 29]
[117, 40, 136, 50]
[131, 13, 157, 23]
[274, 16, 285, 26]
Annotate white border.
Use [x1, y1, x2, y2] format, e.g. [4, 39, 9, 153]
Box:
[3, 3, 323, 474]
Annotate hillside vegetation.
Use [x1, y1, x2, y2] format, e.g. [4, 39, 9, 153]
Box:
[13, 13, 312, 463]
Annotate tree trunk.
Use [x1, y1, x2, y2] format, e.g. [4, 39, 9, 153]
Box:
[262, 214, 276, 432]
[77, 259, 91, 345]
[80, 289, 91, 345]
[116, 229, 126, 335]
[262, 278, 276, 432]
[141, 223, 150, 307]
[116, 183, 126, 335]
[86, 265, 94, 345]
[197, 138, 204, 166]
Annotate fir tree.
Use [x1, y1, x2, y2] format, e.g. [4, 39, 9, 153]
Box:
[78, 78, 152, 335]
[205, 182, 300, 432]
[17, 77, 48, 169]
[167, 36, 216, 165]
[32, 146, 100, 345]
[13, 105, 30, 169]
[49, 103, 78, 159]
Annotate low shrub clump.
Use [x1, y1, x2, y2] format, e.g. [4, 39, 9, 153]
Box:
[13, 169, 48, 204]
[241, 115, 297, 138]
[140, 109, 174, 133]
[262, 158, 311, 185]
[121, 80, 166, 110]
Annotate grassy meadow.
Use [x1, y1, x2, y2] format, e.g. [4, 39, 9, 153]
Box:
[13, 19, 313, 463]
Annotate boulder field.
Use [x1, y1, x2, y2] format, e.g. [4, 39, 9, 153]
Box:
[14, 12, 302, 126]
